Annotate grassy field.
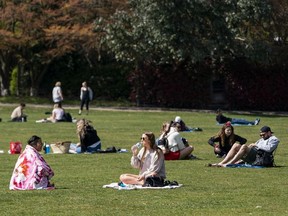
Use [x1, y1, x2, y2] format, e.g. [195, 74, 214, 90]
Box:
[0, 104, 287, 216]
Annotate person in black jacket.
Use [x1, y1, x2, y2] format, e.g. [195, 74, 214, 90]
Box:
[216, 109, 260, 125]
[75, 119, 101, 153]
[208, 121, 247, 158]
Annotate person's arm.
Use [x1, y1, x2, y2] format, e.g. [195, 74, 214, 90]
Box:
[131, 148, 143, 169]
[208, 136, 220, 146]
[257, 136, 280, 153]
[235, 135, 247, 145]
[140, 151, 164, 179]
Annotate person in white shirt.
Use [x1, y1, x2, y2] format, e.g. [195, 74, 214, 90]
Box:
[52, 81, 63, 106]
[36, 104, 64, 123]
[11, 103, 27, 122]
[119, 132, 166, 185]
[210, 126, 279, 167]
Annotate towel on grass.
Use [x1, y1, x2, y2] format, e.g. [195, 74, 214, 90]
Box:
[225, 164, 264, 168]
[103, 182, 183, 190]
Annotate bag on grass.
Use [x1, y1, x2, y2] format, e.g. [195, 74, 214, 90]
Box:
[50, 141, 71, 154]
[143, 176, 164, 187]
[10, 141, 22, 154]
[252, 149, 274, 167]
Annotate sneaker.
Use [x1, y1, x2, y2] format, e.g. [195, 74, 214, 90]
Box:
[187, 154, 197, 160]
[254, 118, 260, 125]
[78, 110, 82, 115]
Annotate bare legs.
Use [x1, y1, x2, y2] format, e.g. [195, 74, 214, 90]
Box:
[179, 146, 194, 159]
[214, 143, 253, 166]
[119, 174, 144, 185]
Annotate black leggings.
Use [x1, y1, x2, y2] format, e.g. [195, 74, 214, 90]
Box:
[80, 99, 90, 111]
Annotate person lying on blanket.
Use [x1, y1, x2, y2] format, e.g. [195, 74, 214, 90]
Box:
[209, 126, 279, 167]
[216, 109, 260, 125]
[9, 135, 55, 190]
[120, 132, 166, 186]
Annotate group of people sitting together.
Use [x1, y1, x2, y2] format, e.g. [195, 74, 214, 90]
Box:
[9, 111, 280, 190]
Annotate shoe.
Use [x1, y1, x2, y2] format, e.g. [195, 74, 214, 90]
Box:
[216, 154, 222, 158]
[254, 118, 260, 125]
[78, 110, 82, 115]
[187, 154, 197, 160]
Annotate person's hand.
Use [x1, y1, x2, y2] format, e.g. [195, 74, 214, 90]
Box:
[137, 175, 144, 181]
[131, 145, 138, 156]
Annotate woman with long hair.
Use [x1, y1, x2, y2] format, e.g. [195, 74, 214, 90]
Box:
[120, 132, 166, 186]
[208, 121, 247, 158]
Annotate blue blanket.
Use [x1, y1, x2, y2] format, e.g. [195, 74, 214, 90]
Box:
[225, 164, 264, 168]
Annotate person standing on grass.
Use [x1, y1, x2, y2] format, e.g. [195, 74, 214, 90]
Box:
[79, 81, 93, 115]
[9, 135, 55, 190]
[52, 81, 63, 106]
[209, 126, 279, 167]
[208, 121, 247, 158]
[120, 132, 166, 186]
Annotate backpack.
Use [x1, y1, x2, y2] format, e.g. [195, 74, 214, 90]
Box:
[252, 149, 274, 167]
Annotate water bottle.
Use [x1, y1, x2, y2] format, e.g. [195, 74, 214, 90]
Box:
[45, 143, 50, 154]
[134, 142, 142, 148]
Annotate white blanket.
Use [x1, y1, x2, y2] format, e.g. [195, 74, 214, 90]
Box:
[103, 182, 183, 190]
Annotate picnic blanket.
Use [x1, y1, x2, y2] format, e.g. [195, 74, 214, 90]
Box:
[103, 182, 183, 190]
[217, 123, 253, 126]
[225, 164, 264, 168]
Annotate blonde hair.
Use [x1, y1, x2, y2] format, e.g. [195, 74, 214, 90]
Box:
[76, 119, 92, 137]
[55, 81, 61, 87]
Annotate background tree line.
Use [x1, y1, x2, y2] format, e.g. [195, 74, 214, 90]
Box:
[0, 0, 287, 110]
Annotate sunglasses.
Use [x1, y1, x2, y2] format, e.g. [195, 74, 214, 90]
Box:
[140, 137, 146, 141]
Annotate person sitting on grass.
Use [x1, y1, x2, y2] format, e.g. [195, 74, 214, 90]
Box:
[208, 121, 247, 158]
[119, 132, 166, 186]
[209, 126, 279, 167]
[69, 119, 101, 153]
[11, 103, 27, 122]
[9, 135, 54, 190]
[158, 122, 195, 160]
[36, 103, 64, 123]
[216, 109, 260, 125]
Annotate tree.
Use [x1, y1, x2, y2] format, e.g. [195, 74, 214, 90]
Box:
[0, 0, 127, 96]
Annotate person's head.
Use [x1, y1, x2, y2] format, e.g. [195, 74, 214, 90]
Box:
[76, 119, 91, 135]
[161, 121, 172, 134]
[172, 122, 181, 132]
[27, 135, 43, 152]
[175, 116, 181, 123]
[260, 126, 273, 140]
[20, 103, 26, 109]
[216, 109, 222, 115]
[217, 121, 235, 146]
[141, 132, 156, 150]
[82, 81, 87, 87]
[55, 81, 61, 87]
[53, 103, 60, 109]
[222, 121, 233, 136]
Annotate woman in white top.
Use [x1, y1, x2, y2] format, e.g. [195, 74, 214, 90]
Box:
[36, 104, 64, 123]
[52, 81, 63, 106]
[120, 132, 166, 185]
[159, 122, 194, 160]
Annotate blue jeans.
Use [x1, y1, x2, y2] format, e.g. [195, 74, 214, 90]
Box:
[231, 118, 254, 125]
[70, 142, 101, 153]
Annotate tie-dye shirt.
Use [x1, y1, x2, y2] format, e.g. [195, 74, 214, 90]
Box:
[9, 145, 54, 190]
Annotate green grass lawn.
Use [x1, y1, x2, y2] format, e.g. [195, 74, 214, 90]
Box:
[0, 104, 287, 215]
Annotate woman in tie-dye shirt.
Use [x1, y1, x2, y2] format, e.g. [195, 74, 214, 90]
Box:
[9, 135, 54, 190]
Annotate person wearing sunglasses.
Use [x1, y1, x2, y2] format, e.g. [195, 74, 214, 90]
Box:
[119, 132, 166, 186]
[9, 135, 55, 190]
[209, 126, 279, 167]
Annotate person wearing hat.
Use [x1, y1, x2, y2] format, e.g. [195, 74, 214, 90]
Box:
[209, 126, 279, 167]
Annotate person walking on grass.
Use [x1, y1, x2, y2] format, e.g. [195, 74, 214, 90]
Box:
[79, 81, 93, 115]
